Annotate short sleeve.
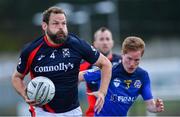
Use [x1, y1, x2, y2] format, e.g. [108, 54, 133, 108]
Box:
[17, 45, 30, 75]
[140, 71, 153, 100]
[68, 34, 100, 64]
[83, 68, 101, 83]
[78, 40, 100, 64]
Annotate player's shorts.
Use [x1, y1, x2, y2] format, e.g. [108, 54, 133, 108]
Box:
[30, 106, 82, 117]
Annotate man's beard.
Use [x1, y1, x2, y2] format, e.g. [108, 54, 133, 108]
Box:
[47, 29, 67, 44]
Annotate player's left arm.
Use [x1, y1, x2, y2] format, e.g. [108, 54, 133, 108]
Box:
[141, 71, 164, 113]
[93, 53, 112, 114]
[76, 39, 112, 113]
[78, 54, 111, 114]
[145, 98, 164, 113]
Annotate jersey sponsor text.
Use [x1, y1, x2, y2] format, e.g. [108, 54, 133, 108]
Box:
[34, 62, 74, 72]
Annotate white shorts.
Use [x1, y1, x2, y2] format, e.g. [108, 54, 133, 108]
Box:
[30, 106, 82, 117]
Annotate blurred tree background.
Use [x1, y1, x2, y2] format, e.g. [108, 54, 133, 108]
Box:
[0, 0, 180, 53]
[0, 0, 180, 116]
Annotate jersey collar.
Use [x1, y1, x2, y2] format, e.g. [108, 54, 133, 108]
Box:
[43, 35, 64, 48]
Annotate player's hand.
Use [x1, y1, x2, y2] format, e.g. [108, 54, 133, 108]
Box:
[155, 98, 164, 112]
[24, 96, 37, 106]
[87, 91, 105, 114]
[22, 88, 39, 106]
[23, 95, 39, 106]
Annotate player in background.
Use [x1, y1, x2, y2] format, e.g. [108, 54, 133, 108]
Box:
[11, 6, 112, 117]
[79, 36, 164, 116]
[79, 27, 121, 116]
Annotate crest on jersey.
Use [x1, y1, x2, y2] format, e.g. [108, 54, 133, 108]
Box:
[134, 80, 142, 88]
[113, 78, 121, 87]
[62, 48, 70, 58]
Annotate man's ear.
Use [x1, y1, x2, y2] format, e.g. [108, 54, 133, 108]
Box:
[42, 22, 47, 31]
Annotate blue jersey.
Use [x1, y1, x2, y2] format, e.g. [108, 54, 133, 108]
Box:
[16, 33, 100, 113]
[83, 62, 153, 116]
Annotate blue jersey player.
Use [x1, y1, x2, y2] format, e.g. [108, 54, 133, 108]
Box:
[11, 7, 112, 116]
[79, 36, 164, 116]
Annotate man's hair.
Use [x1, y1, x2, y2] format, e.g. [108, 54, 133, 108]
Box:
[122, 36, 145, 56]
[93, 27, 112, 42]
[42, 6, 66, 24]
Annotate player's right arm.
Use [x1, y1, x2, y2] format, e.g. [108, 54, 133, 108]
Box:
[11, 40, 43, 106]
[12, 70, 26, 100]
[11, 70, 36, 105]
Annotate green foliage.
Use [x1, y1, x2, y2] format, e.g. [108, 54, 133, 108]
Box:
[0, 33, 22, 52]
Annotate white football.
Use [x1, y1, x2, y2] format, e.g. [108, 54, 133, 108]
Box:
[26, 76, 55, 106]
